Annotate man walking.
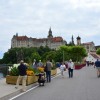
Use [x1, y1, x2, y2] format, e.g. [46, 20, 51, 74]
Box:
[15, 60, 27, 92]
[68, 59, 75, 78]
[46, 59, 53, 82]
[94, 59, 100, 78]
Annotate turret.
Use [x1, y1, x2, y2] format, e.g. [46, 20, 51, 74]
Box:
[77, 36, 81, 45]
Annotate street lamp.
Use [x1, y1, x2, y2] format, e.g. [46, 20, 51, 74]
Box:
[63, 51, 64, 63]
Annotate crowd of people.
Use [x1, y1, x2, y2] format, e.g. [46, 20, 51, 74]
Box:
[15, 58, 100, 92]
[15, 59, 53, 92]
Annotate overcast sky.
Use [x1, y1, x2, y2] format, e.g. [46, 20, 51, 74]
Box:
[0, 0, 100, 59]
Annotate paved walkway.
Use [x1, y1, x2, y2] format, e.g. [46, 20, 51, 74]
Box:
[0, 68, 61, 100]
[0, 67, 100, 100]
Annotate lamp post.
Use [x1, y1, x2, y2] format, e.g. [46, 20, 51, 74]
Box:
[16, 51, 18, 63]
[63, 51, 64, 63]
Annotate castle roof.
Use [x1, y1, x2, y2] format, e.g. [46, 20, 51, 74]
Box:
[52, 37, 63, 42]
[82, 42, 94, 45]
[16, 36, 28, 41]
[32, 37, 63, 42]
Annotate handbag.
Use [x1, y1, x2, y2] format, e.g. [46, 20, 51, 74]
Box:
[64, 68, 66, 71]
[44, 64, 48, 72]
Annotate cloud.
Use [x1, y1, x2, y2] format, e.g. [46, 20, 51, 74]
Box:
[0, 0, 100, 58]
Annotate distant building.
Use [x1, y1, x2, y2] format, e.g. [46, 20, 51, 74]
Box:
[11, 28, 67, 49]
[95, 45, 100, 50]
[86, 52, 100, 63]
[82, 42, 96, 52]
[76, 36, 96, 52]
[76, 36, 81, 45]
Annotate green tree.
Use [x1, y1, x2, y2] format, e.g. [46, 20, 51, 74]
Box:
[31, 52, 41, 63]
[46, 51, 56, 61]
[96, 48, 100, 55]
[55, 46, 87, 62]
[70, 46, 87, 62]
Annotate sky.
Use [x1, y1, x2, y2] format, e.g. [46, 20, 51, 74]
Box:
[0, 0, 100, 59]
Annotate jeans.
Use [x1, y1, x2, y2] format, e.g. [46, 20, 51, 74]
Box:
[68, 68, 73, 78]
[46, 71, 51, 82]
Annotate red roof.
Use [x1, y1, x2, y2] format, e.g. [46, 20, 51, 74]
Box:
[90, 53, 100, 59]
[17, 36, 28, 41]
[52, 37, 63, 42]
[83, 42, 94, 45]
[16, 36, 63, 42]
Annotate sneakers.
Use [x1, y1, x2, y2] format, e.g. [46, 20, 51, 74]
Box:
[97, 75, 100, 78]
[22, 89, 26, 92]
[15, 86, 18, 89]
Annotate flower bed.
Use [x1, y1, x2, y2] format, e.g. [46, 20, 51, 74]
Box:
[75, 64, 86, 70]
[6, 64, 41, 85]
[51, 69, 57, 76]
[6, 64, 57, 85]
[6, 75, 38, 85]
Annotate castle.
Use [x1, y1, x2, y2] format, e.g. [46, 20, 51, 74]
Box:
[11, 28, 67, 49]
[11, 28, 96, 52]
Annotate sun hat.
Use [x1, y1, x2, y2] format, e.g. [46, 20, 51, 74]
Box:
[20, 60, 24, 63]
[69, 59, 72, 62]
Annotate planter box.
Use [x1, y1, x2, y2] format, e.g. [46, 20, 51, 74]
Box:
[75, 64, 86, 70]
[6, 75, 38, 85]
[51, 69, 57, 76]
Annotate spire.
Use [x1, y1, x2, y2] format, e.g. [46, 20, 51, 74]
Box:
[71, 35, 74, 45]
[16, 33, 18, 36]
[48, 27, 53, 38]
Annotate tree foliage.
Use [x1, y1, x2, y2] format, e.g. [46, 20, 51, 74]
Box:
[1, 45, 87, 64]
[96, 48, 100, 55]
[55, 46, 87, 62]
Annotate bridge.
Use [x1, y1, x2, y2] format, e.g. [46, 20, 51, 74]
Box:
[0, 66, 100, 100]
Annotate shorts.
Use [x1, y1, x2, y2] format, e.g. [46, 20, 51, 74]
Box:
[96, 67, 100, 71]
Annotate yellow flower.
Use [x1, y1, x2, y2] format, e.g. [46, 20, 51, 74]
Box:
[38, 67, 44, 72]
[26, 70, 34, 76]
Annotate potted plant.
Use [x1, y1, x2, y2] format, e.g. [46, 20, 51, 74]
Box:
[6, 64, 39, 85]
[51, 66, 57, 76]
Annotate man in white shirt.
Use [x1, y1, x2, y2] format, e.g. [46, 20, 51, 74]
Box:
[68, 59, 75, 78]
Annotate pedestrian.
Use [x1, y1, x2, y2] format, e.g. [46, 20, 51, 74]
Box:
[94, 59, 100, 78]
[33, 59, 37, 69]
[37, 60, 43, 67]
[60, 62, 66, 77]
[45, 59, 53, 82]
[68, 59, 75, 78]
[15, 60, 27, 92]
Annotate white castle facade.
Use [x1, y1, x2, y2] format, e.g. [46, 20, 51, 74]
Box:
[11, 28, 67, 49]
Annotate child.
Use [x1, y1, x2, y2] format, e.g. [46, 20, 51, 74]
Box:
[38, 72, 45, 86]
[60, 62, 66, 77]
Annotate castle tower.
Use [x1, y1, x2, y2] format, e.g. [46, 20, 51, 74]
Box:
[71, 35, 74, 45]
[16, 33, 18, 37]
[48, 27, 53, 38]
[77, 36, 81, 45]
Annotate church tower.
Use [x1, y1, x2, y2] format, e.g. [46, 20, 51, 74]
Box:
[48, 27, 53, 38]
[71, 35, 74, 45]
[77, 36, 81, 45]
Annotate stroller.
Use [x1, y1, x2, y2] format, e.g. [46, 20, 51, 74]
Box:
[38, 72, 45, 86]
